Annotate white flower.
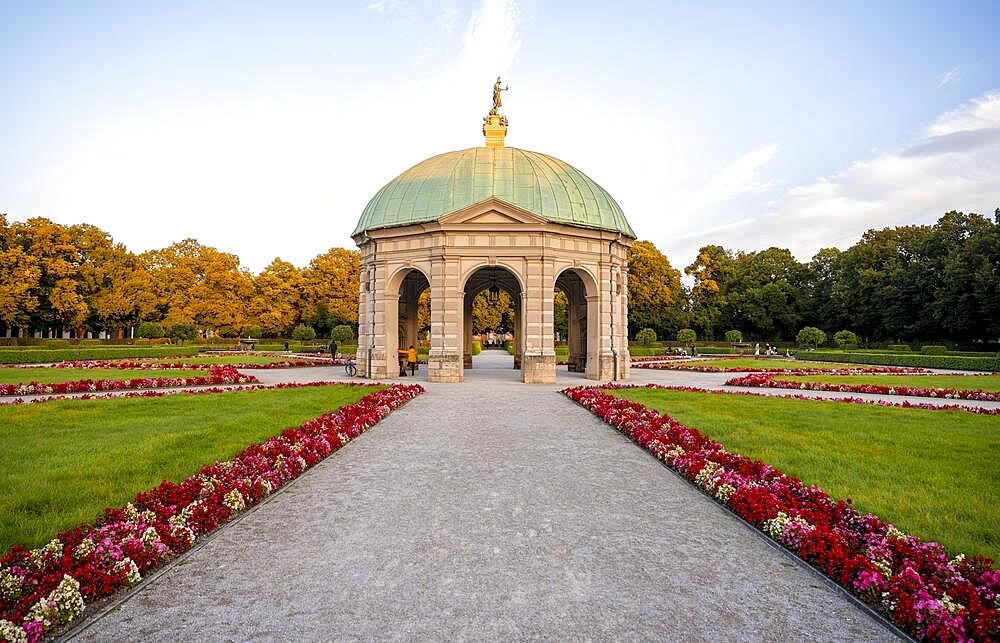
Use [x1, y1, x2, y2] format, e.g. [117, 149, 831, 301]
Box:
[114, 558, 141, 586]
[0, 568, 24, 600]
[73, 538, 95, 559]
[0, 620, 27, 643]
[223, 489, 246, 513]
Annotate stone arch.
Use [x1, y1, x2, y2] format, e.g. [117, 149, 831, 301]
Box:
[554, 267, 601, 379]
[460, 264, 524, 372]
[380, 266, 430, 380]
[459, 260, 527, 296]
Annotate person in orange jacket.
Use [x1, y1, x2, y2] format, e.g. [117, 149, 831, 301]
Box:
[407, 345, 418, 376]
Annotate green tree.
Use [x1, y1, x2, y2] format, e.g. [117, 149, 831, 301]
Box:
[676, 328, 697, 353]
[332, 324, 355, 343]
[833, 330, 859, 350]
[291, 323, 316, 341]
[636, 328, 657, 346]
[137, 321, 165, 339]
[724, 329, 743, 343]
[684, 245, 736, 339]
[796, 326, 826, 349]
[168, 323, 198, 343]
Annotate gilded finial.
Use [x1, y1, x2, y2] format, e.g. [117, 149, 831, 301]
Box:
[483, 76, 509, 147]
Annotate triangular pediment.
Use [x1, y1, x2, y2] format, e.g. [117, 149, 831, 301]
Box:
[439, 198, 547, 226]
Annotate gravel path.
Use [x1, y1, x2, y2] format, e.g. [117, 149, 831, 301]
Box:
[72, 351, 897, 641]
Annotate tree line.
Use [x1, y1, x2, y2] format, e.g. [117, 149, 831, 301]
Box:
[629, 210, 1000, 346]
[3, 210, 997, 344]
[0, 215, 358, 339]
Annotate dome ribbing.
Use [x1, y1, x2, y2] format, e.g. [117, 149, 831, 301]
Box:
[352, 147, 634, 238]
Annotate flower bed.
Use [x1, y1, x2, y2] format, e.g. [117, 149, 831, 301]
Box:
[727, 373, 1000, 402]
[15, 359, 325, 371]
[0, 366, 257, 397]
[628, 355, 694, 363]
[0, 380, 380, 407]
[633, 361, 929, 374]
[0, 383, 423, 642]
[564, 384, 1000, 640]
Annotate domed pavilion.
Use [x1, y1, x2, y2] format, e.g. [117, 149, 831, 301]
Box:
[353, 84, 635, 383]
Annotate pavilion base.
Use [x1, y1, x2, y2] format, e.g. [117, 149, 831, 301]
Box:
[589, 351, 630, 381]
[428, 352, 463, 383]
[521, 353, 556, 383]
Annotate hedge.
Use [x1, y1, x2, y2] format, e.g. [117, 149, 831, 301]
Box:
[0, 346, 199, 364]
[796, 351, 999, 372]
[696, 346, 743, 355]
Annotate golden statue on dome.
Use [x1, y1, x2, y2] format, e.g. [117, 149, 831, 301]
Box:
[483, 77, 509, 147]
[490, 76, 509, 116]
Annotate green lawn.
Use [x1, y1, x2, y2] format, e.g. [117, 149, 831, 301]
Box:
[781, 373, 1000, 392]
[0, 367, 206, 385]
[150, 355, 312, 366]
[0, 384, 380, 550]
[605, 387, 1000, 560]
[685, 358, 853, 370]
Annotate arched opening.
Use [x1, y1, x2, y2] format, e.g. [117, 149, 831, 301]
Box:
[462, 266, 523, 373]
[390, 268, 430, 379]
[555, 268, 599, 379]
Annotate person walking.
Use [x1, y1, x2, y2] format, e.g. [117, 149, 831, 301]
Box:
[407, 345, 418, 376]
[329, 339, 338, 363]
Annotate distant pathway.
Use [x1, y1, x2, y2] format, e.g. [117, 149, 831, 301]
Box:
[73, 352, 895, 641]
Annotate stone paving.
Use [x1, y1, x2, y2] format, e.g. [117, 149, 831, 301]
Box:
[69, 351, 900, 641]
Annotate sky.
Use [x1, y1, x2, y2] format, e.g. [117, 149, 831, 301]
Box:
[2, 0, 999, 274]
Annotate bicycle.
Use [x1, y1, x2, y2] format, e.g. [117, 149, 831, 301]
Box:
[344, 355, 358, 378]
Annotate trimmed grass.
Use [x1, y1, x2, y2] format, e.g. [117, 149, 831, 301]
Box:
[150, 355, 307, 366]
[0, 367, 206, 385]
[685, 358, 853, 371]
[781, 373, 1000, 392]
[0, 346, 198, 364]
[605, 387, 1000, 560]
[0, 384, 381, 550]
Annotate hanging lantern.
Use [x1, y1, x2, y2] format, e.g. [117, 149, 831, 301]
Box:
[488, 270, 500, 303]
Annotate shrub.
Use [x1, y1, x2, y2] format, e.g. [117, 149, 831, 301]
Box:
[697, 346, 741, 355]
[920, 344, 948, 355]
[833, 330, 859, 350]
[796, 351, 999, 372]
[291, 324, 316, 341]
[331, 325, 355, 343]
[724, 329, 743, 343]
[887, 344, 912, 352]
[796, 326, 826, 349]
[636, 328, 657, 346]
[137, 322, 165, 339]
[504, 340, 515, 355]
[168, 323, 198, 343]
[243, 325, 262, 339]
[676, 328, 697, 344]
[471, 340, 482, 355]
[78, 339, 102, 346]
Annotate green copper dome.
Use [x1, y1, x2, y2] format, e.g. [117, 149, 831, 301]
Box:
[353, 147, 635, 238]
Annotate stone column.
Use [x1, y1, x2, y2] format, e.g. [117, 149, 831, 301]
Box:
[427, 256, 463, 382]
[513, 295, 522, 369]
[356, 253, 374, 377]
[463, 292, 473, 369]
[521, 256, 556, 383]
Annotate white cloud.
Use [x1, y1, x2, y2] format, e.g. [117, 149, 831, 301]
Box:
[938, 65, 963, 88]
[6, 0, 524, 273]
[675, 143, 779, 222]
[665, 91, 1000, 265]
